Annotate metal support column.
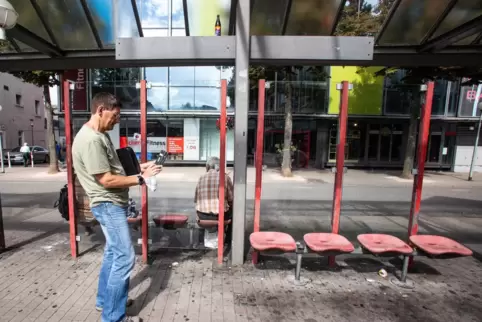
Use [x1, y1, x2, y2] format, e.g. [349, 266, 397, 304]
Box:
[231, 0, 251, 266]
[140, 80, 149, 264]
[64, 77, 78, 259]
[252, 79, 265, 265]
[218, 79, 227, 264]
[0, 193, 5, 251]
[329, 81, 350, 266]
[408, 82, 434, 239]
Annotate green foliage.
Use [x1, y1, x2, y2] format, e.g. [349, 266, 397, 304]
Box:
[9, 71, 59, 88]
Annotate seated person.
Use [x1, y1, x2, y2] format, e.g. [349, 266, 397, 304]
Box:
[194, 157, 234, 246]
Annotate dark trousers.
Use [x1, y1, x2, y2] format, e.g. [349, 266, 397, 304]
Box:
[22, 153, 30, 167]
[197, 208, 233, 246]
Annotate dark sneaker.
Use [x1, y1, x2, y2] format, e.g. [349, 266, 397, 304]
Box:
[95, 298, 134, 311]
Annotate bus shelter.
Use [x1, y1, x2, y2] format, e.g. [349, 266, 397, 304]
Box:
[0, 0, 481, 266]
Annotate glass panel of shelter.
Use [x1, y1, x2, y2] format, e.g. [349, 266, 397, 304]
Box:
[377, 0, 451, 45]
[10, 0, 53, 44]
[429, 0, 482, 40]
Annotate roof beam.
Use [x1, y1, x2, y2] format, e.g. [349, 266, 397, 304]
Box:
[8, 25, 63, 57]
[330, 0, 346, 35]
[182, 0, 190, 36]
[419, 15, 482, 52]
[130, 0, 144, 37]
[281, 0, 293, 35]
[419, 0, 458, 45]
[29, 0, 59, 48]
[79, 0, 103, 48]
[228, 0, 237, 35]
[375, 0, 401, 45]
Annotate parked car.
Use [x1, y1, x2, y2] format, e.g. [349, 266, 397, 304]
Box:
[3, 146, 50, 165]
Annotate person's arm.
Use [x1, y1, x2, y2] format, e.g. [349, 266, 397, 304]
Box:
[84, 139, 146, 189]
[225, 175, 234, 204]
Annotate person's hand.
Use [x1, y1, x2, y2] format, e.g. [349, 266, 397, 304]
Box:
[140, 160, 155, 172]
[142, 164, 162, 178]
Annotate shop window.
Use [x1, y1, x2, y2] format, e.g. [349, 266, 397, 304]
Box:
[145, 67, 168, 85]
[147, 87, 168, 111]
[458, 83, 482, 117]
[199, 119, 234, 162]
[169, 87, 194, 110]
[431, 80, 448, 115]
[328, 122, 365, 162]
[194, 87, 220, 110]
[90, 68, 141, 110]
[447, 81, 459, 116]
[169, 67, 195, 86]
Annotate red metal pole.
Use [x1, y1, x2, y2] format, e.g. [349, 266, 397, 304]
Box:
[408, 82, 434, 239]
[64, 77, 78, 259]
[329, 80, 349, 266]
[217, 79, 227, 264]
[252, 79, 266, 264]
[140, 80, 149, 264]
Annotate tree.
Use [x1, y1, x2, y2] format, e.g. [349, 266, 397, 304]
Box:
[9, 71, 60, 174]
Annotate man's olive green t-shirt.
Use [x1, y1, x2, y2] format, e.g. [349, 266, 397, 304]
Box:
[72, 125, 128, 207]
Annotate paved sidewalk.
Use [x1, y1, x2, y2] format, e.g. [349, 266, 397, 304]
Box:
[0, 207, 482, 321]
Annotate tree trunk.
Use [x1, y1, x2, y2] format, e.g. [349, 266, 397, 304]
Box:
[281, 79, 293, 177]
[43, 85, 59, 174]
[401, 105, 418, 179]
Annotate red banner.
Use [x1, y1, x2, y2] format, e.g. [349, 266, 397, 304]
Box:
[64, 69, 87, 111]
[167, 137, 184, 154]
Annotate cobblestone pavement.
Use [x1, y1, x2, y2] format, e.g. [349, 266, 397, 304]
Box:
[0, 228, 481, 322]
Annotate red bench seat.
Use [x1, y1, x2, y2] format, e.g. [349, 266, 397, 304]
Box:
[358, 234, 413, 255]
[304, 233, 354, 254]
[250, 232, 297, 252]
[409, 235, 473, 256]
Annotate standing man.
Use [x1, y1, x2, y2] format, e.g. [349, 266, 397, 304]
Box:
[20, 142, 30, 167]
[72, 92, 161, 322]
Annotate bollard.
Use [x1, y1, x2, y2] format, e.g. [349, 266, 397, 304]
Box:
[7, 152, 11, 168]
[30, 152, 34, 167]
[0, 193, 5, 251]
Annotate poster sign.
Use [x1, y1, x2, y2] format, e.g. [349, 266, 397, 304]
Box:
[184, 137, 199, 160]
[127, 133, 166, 153]
[167, 137, 184, 154]
[64, 69, 87, 111]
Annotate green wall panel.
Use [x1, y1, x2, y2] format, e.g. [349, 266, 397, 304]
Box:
[328, 66, 384, 115]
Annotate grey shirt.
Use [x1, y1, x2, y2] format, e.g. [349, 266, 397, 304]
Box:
[72, 125, 129, 207]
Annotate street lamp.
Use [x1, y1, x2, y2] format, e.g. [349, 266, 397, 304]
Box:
[0, 0, 18, 41]
[30, 119, 34, 146]
[468, 85, 482, 181]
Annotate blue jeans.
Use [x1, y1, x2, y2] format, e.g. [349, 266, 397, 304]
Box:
[91, 202, 135, 322]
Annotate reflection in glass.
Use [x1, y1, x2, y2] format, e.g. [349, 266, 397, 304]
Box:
[143, 28, 168, 37]
[454, 33, 479, 45]
[185, 0, 231, 36]
[447, 81, 459, 116]
[170, 67, 195, 86]
[86, 0, 115, 45]
[146, 67, 168, 85]
[431, 0, 482, 39]
[115, 0, 141, 38]
[195, 66, 221, 86]
[285, 0, 343, 35]
[194, 87, 220, 110]
[391, 133, 403, 161]
[251, 0, 287, 35]
[137, 0, 168, 28]
[458, 84, 481, 116]
[171, 29, 186, 36]
[147, 87, 168, 111]
[378, 0, 451, 45]
[199, 119, 234, 161]
[90, 68, 141, 110]
[169, 86, 194, 110]
[36, 0, 98, 49]
[432, 80, 448, 115]
[171, 0, 185, 28]
[10, 0, 52, 43]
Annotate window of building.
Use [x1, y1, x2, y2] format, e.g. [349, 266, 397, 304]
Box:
[44, 118, 47, 130]
[169, 86, 194, 110]
[447, 81, 459, 116]
[137, 0, 168, 28]
[171, 0, 185, 28]
[35, 100, 40, 115]
[15, 94, 22, 106]
[458, 83, 481, 117]
[3, 85, 8, 91]
[18, 130, 24, 146]
[431, 80, 448, 115]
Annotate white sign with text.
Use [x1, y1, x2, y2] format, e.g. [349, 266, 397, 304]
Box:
[183, 118, 200, 160]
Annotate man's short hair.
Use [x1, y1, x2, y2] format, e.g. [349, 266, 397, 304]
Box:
[90, 92, 122, 114]
[206, 157, 220, 171]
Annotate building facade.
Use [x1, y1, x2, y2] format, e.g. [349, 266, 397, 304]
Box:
[57, 0, 482, 172]
[0, 72, 46, 150]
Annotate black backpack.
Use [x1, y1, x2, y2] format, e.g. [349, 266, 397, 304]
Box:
[54, 184, 71, 221]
